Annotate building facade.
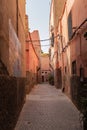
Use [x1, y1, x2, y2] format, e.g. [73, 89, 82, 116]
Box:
[26, 32, 40, 92]
[31, 30, 41, 59]
[31, 30, 41, 83]
[0, 0, 26, 77]
[57, 0, 75, 95]
[49, 0, 87, 96]
[49, 0, 66, 88]
[41, 53, 50, 82]
[25, 16, 41, 93]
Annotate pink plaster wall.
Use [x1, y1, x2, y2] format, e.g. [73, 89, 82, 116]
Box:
[26, 32, 39, 74]
[71, 0, 87, 76]
[31, 30, 41, 59]
[41, 54, 50, 71]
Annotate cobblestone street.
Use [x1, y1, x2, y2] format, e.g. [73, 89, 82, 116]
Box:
[15, 84, 83, 130]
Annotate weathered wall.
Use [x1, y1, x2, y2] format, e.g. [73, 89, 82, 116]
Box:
[53, 0, 66, 29]
[18, 0, 26, 77]
[0, 0, 17, 73]
[25, 32, 40, 93]
[41, 54, 50, 82]
[31, 30, 41, 83]
[70, 75, 87, 109]
[31, 30, 41, 59]
[29, 39, 39, 77]
[71, 0, 87, 77]
[41, 54, 50, 71]
[49, 0, 87, 97]
[0, 0, 26, 77]
[49, 0, 67, 88]
[0, 76, 26, 130]
[58, 0, 75, 94]
[26, 71, 35, 93]
[57, 0, 87, 95]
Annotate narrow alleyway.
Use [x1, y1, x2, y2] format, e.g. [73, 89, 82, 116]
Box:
[15, 84, 82, 130]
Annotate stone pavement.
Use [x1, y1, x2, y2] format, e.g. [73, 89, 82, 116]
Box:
[15, 84, 83, 130]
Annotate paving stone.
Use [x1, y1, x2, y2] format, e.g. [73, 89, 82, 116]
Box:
[15, 84, 83, 130]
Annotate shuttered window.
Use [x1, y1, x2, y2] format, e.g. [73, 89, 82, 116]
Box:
[68, 11, 72, 40]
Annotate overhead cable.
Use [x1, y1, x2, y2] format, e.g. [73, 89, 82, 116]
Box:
[34, 44, 50, 46]
[26, 34, 59, 43]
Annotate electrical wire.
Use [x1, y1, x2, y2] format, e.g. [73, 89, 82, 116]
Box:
[26, 38, 50, 43]
[26, 34, 59, 43]
[34, 44, 50, 46]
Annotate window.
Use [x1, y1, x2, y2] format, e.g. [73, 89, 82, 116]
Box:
[72, 61, 76, 74]
[68, 11, 72, 40]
